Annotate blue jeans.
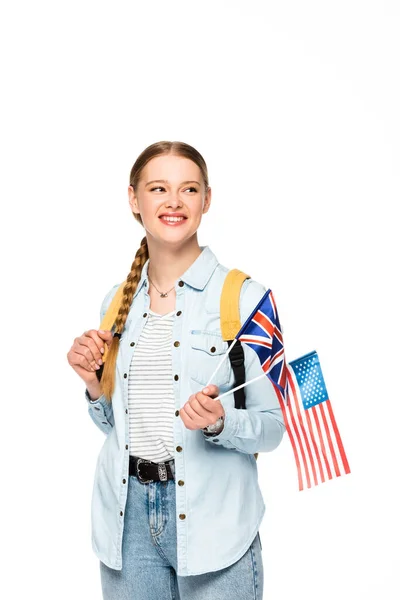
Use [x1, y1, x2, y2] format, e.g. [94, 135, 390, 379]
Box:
[99, 461, 264, 599]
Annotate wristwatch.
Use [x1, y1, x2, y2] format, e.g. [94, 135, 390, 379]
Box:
[202, 415, 225, 436]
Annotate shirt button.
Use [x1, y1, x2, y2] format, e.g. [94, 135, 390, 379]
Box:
[174, 341, 180, 347]
[210, 346, 216, 353]
[130, 341, 135, 346]
[177, 310, 182, 316]
[125, 409, 128, 414]
[176, 446, 182, 452]
[179, 514, 186, 520]
[174, 374, 179, 381]
[122, 479, 126, 484]
[120, 511, 123, 516]
[178, 480, 184, 486]
[212, 440, 219, 443]
[178, 281, 184, 287]
[125, 444, 128, 449]
[143, 312, 148, 317]
[124, 373, 127, 378]
[175, 410, 179, 416]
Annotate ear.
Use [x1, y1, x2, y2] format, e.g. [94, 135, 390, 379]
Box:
[128, 185, 140, 215]
[202, 186, 212, 214]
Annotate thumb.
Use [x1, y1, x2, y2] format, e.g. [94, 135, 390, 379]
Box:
[97, 329, 115, 348]
[202, 384, 220, 398]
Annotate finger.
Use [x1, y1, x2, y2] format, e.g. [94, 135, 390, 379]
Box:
[180, 401, 207, 429]
[76, 335, 104, 370]
[83, 329, 111, 355]
[186, 396, 212, 421]
[195, 391, 225, 419]
[68, 344, 98, 372]
[179, 401, 197, 430]
[179, 409, 192, 430]
[195, 389, 221, 412]
[96, 329, 115, 348]
[82, 330, 109, 363]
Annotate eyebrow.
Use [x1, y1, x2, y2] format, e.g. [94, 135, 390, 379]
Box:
[145, 179, 201, 187]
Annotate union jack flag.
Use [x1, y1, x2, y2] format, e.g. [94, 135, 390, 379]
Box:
[235, 289, 351, 491]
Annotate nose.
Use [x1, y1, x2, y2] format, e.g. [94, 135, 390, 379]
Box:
[165, 193, 183, 209]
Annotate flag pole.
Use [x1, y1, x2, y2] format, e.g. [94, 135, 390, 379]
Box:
[210, 372, 267, 402]
[205, 337, 239, 388]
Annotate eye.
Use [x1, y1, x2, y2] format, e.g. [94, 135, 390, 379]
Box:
[149, 186, 198, 193]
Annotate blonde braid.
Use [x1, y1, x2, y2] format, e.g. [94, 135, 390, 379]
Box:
[100, 236, 149, 402]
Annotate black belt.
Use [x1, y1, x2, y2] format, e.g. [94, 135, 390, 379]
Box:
[129, 455, 175, 484]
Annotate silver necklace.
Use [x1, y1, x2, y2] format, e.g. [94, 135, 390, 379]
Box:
[147, 274, 175, 298]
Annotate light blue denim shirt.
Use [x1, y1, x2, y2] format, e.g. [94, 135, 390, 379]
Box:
[85, 245, 286, 576]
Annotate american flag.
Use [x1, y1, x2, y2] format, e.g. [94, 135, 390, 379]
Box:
[235, 289, 351, 491]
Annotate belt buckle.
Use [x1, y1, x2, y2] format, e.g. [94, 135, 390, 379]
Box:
[136, 458, 154, 484]
[158, 462, 168, 482]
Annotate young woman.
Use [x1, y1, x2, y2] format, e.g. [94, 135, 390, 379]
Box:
[67, 141, 286, 599]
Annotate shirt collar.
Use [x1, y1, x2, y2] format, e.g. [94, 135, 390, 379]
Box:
[134, 245, 219, 299]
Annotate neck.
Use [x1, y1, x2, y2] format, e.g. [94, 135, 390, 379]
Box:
[147, 237, 203, 289]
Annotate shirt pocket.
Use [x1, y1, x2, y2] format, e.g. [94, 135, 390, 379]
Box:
[189, 329, 231, 388]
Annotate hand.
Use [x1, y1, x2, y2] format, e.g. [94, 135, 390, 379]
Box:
[180, 384, 225, 431]
[67, 329, 114, 386]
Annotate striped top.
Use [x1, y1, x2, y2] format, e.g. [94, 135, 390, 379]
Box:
[127, 308, 175, 463]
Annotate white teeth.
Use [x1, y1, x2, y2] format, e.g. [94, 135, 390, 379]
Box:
[161, 216, 184, 222]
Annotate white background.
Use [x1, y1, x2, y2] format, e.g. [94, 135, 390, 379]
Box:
[1, 1, 399, 598]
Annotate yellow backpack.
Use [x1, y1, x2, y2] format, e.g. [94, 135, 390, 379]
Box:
[99, 268, 258, 460]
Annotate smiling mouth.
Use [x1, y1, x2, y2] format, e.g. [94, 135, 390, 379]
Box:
[159, 216, 188, 223]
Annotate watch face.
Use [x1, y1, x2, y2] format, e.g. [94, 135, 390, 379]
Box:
[203, 416, 224, 434]
[209, 417, 223, 432]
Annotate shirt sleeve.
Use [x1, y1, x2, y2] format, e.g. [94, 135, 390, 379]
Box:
[203, 278, 286, 454]
[85, 282, 120, 436]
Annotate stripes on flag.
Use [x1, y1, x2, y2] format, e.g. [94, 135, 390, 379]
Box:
[277, 351, 351, 491]
[235, 289, 351, 491]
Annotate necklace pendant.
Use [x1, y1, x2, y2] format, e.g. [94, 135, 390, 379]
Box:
[160, 292, 168, 298]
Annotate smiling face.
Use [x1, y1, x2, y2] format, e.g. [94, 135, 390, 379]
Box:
[128, 154, 211, 246]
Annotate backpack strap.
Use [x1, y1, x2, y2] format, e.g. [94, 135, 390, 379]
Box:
[99, 282, 126, 332]
[220, 269, 251, 411]
[220, 268, 259, 461]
